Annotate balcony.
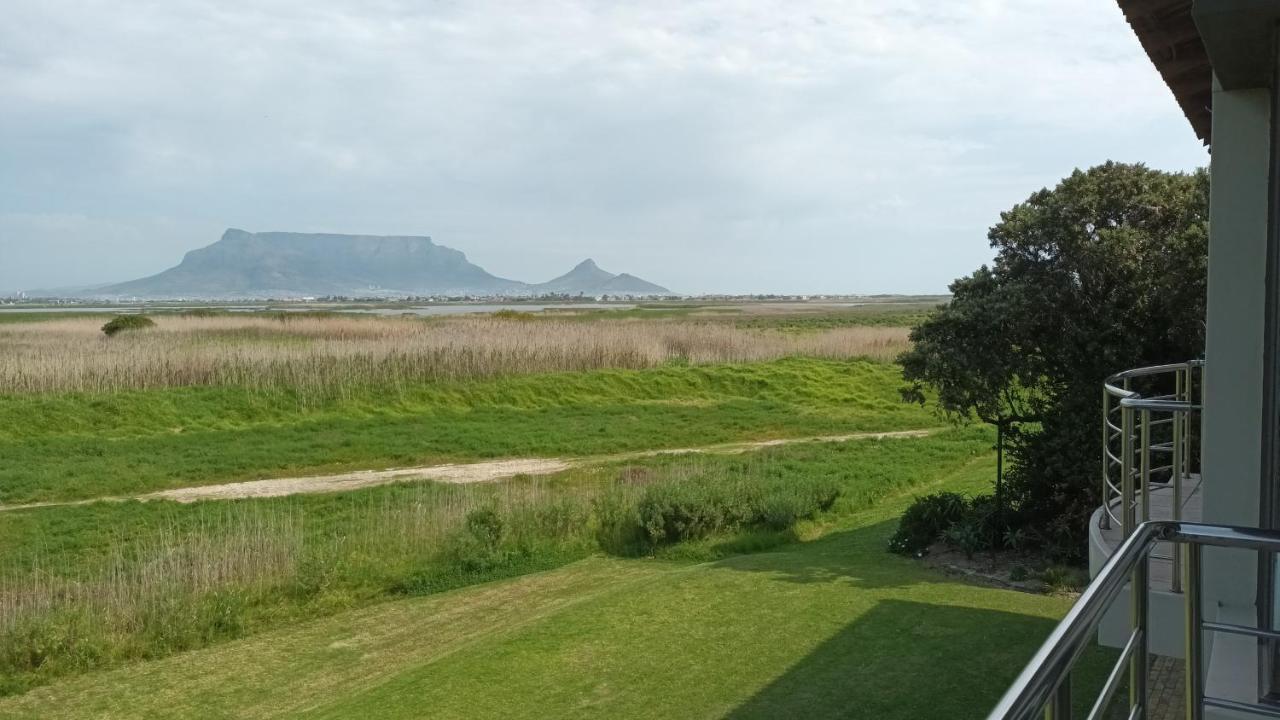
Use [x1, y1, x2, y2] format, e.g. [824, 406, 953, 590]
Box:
[989, 360, 1280, 719]
[1088, 362, 1203, 659]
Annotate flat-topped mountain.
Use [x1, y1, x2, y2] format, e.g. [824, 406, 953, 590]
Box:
[91, 230, 670, 299]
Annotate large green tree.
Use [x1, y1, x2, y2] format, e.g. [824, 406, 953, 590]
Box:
[900, 162, 1208, 559]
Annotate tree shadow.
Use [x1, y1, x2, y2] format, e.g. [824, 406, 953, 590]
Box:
[724, 599, 1112, 719]
[706, 518, 936, 590]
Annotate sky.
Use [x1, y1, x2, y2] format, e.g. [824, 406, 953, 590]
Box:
[0, 0, 1210, 296]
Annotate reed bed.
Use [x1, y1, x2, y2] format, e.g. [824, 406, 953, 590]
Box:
[0, 315, 909, 398]
[0, 453, 821, 690]
[0, 478, 568, 640]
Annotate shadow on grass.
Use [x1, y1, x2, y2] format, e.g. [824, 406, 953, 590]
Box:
[723, 599, 1074, 719]
[708, 520, 1119, 719]
[706, 518, 929, 590]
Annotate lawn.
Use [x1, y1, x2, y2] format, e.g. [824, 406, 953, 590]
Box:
[0, 358, 937, 504]
[0, 454, 1112, 719]
[0, 429, 993, 695]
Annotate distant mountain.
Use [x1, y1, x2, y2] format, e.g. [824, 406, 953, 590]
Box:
[532, 259, 669, 296]
[83, 230, 670, 299]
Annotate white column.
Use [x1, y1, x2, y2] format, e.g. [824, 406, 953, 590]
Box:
[1200, 77, 1270, 713]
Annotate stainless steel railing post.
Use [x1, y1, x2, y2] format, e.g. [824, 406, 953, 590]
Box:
[1184, 542, 1203, 720]
[1141, 409, 1151, 525]
[1102, 388, 1112, 531]
[1122, 406, 1135, 538]
[1044, 676, 1071, 719]
[1132, 550, 1150, 718]
[989, 522, 1280, 720]
[1172, 369, 1185, 593]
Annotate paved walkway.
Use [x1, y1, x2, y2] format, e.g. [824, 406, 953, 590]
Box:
[1148, 655, 1185, 720]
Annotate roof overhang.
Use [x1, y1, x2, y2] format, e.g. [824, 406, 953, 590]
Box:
[1117, 0, 1214, 142]
[1117, 0, 1279, 145]
[1193, 0, 1280, 90]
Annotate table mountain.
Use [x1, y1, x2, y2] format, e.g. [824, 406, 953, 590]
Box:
[91, 230, 670, 298]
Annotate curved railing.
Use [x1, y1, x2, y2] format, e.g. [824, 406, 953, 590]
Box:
[990, 520, 1280, 720]
[1101, 360, 1202, 590]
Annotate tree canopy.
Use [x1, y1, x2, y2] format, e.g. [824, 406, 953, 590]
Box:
[900, 161, 1208, 558]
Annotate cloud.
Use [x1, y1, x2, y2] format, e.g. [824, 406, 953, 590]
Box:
[0, 0, 1208, 293]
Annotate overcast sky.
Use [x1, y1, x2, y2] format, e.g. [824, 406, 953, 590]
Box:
[0, 0, 1208, 295]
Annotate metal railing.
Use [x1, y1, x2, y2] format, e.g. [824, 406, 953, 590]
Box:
[1102, 361, 1203, 591]
[988, 521, 1280, 720]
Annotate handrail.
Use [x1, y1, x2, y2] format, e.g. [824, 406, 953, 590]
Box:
[989, 520, 1280, 720]
[987, 522, 1159, 719]
[1100, 361, 1202, 592]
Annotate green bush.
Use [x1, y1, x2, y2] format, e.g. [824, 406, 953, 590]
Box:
[890, 492, 1013, 557]
[465, 508, 504, 551]
[101, 315, 155, 337]
[888, 492, 968, 554]
[941, 519, 984, 559]
[637, 482, 733, 544]
[1038, 565, 1089, 593]
[626, 475, 842, 549]
[439, 509, 511, 573]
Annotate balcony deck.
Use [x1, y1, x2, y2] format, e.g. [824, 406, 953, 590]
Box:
[1094, 475, 1202, 590]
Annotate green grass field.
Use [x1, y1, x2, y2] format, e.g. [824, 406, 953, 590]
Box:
[0, 429, 992, 694]
[0, 358, 935, 504]
[0, 456, 1112, 719]
[0, 308, 1112, 719]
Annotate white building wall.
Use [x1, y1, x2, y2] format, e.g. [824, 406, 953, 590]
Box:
[1200, 79, 1271, 717]
[1201, 80, 1270, 609]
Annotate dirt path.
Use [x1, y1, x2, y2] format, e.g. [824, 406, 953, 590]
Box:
[0, 429, 934, 511]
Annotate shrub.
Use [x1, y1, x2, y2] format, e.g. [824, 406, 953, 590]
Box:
[465, 508, 504, 551]
[889, 491, 1016, 557]
[593, 491, 646, 555]
[942, 519, 985, 559]
[888, 492, 968, 554]
[637, 482, 732, 544]
[754, 492, 809, 530]
[1038, 565, 1089, 593]
[649, 477, 839, 544]
[101, 314, 155, 337]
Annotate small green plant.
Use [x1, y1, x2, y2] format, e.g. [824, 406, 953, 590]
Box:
[1038, 565, 1088, 594]
[101, 315, 155, 337]
[888, 492, 968, 554]
[942, 519, 984, 559]
[1003, 527, 1031, 552]
[1009, 565, 1029, 582]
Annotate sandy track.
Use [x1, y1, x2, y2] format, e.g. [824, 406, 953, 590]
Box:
[0, 429, 933, 511]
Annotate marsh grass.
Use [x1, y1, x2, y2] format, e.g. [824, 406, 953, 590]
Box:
[0, 428, 991, 694]
[0, 315, 909, 400]
[0, 460, 763, 691]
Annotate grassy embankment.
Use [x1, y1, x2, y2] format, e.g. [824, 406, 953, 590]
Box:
[0, 428, 991, 696]
[0, 354, 931, 504]
[0, 451, 1117, 719]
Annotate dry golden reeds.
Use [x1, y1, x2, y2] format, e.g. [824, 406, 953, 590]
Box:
[0, 315, 909, 397]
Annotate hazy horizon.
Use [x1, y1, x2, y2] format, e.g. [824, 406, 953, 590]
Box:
[1, 1, 1208, 296]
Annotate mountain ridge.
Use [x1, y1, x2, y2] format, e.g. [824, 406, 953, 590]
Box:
[87, 230, 671, 299]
